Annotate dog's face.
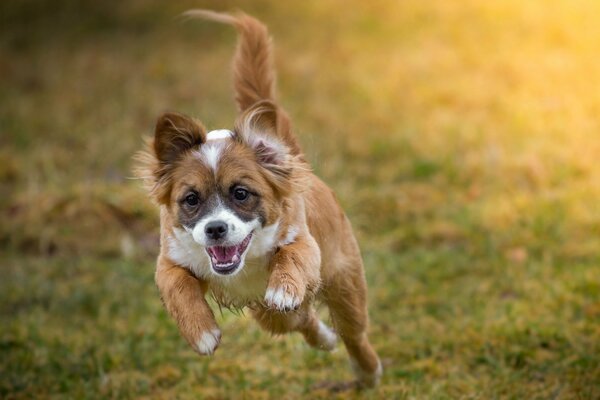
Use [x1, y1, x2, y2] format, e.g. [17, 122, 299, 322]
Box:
[170, 136, 283, 276]
[142, 101, 298, 277]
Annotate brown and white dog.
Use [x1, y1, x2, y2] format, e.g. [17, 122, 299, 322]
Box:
[136, 10, 381, 388]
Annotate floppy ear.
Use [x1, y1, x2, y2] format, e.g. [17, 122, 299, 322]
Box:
[154, 112, 205, 165]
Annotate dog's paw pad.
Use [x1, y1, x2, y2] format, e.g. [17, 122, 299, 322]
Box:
[196, 328, 221, 355]
[264, 286, 302, 312]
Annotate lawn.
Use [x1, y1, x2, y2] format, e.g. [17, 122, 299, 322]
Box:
[1, 1, 599, 398]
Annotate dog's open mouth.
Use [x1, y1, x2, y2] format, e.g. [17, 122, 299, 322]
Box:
[206, 233, 253, 275]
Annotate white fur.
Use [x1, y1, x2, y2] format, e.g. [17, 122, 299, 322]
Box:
[279, 225, 298, 246]
[168, 219, 281, 307]
[196, 328, 221, 354]
[206, 129, 233, 141]
[264, 286, 301, 311]
[350, 357, 383, 388]
[246, 133, 287, 165]
[192, 130, 233, 173]
[192, 141, 226, 173]
[191, 204, 259, 249]
[168, 226, 211, 276]
[240, 109, 289, 165]
[246, 220, 280, 259]
[315, 320, 337, 351]
[212, 221, 280, 304]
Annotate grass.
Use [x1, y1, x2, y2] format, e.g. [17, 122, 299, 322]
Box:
[1, 0, 599, 398]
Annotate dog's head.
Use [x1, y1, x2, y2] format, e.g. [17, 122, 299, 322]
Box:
[138, 101, 303, 276]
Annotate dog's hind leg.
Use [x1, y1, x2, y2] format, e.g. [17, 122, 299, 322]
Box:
[250, 304, 337, 351]
[323, 261, 382, 388]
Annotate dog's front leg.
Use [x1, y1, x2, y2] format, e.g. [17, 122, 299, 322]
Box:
[264, 233, 321, 312]
[155, 256, 220, 355]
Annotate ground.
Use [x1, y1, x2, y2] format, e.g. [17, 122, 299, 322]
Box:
[1, 1, 599, 399]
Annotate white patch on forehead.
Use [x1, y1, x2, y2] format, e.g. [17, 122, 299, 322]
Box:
[199, 143, 224, 172]
[193, 129, 233, 173]
[206, 129, 233, 141]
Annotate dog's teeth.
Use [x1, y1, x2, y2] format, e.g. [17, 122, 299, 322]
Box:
[232, 254, 240, 263]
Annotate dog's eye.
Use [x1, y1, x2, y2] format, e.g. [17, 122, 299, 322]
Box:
[185, 193, 199, 206]
[233, 187, 249, 201]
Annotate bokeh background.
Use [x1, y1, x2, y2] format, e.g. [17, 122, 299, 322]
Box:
[2, 0, 599, 398]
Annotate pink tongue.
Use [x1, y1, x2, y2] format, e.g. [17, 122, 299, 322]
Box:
[212, 245, 238, 263]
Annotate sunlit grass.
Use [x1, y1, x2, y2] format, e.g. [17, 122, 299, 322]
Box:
[1, 1, 599, 398]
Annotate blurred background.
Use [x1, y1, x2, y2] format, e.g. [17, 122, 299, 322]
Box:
[1, 0, 599, 398]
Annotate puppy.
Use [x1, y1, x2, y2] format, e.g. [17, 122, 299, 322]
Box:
[136, 10, 382, 388]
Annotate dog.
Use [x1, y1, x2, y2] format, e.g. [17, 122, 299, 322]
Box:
[135, 10, 382, 388]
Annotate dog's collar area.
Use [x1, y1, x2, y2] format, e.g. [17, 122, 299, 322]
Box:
[206, 129, 234, 141]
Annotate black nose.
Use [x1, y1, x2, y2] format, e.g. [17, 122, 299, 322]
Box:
[205, 220, 228, 240]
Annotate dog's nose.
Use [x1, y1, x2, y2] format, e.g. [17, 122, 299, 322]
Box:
[205, 220, 228, 240]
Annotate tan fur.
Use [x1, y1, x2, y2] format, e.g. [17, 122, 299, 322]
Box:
[136, 10, 381, 388]
[184, 10, 274, 112]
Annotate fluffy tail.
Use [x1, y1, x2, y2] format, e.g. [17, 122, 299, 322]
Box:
[183, 9, 275, 112]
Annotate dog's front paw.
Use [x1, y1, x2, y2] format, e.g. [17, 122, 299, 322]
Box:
[264, 285, 303, 312]
[194, 328, 221, 355]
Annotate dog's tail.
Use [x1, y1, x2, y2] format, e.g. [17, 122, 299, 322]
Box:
[183, 10, 275, 112]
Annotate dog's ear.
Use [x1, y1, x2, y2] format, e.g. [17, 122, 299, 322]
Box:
[235, 100, 293, 176]
[234, 100, 308, 195]
[154, 112, 205, 165]
[140, 112, 205, 204]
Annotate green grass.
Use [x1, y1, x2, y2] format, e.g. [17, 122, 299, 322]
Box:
[1, 1, 599, 398]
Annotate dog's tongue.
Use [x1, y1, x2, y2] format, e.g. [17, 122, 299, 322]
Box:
[207, 233, 253, 267]
[210, 245, 239, 263]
